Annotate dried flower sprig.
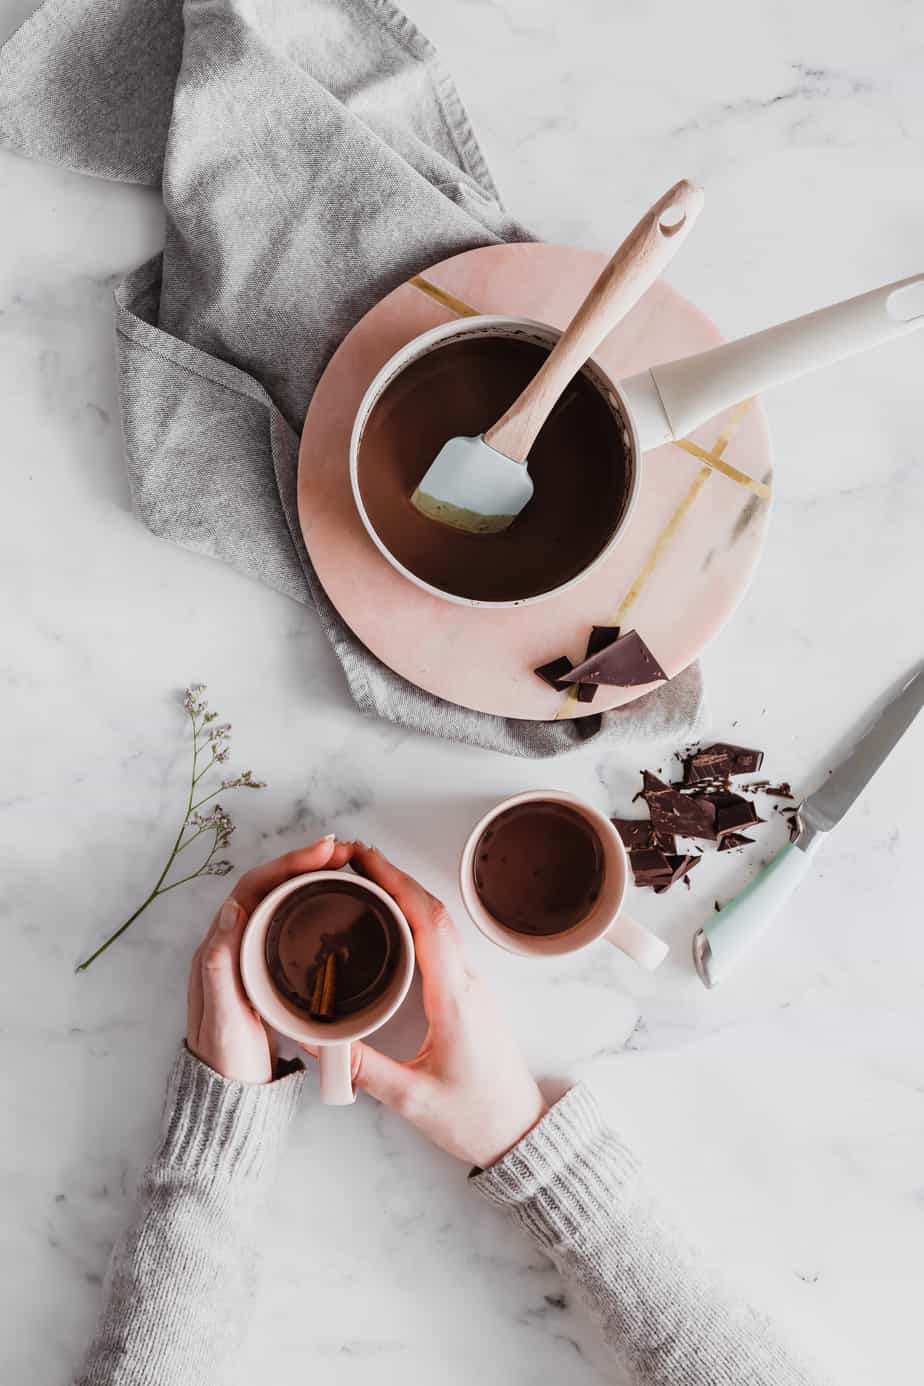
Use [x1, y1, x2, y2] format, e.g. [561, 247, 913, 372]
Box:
[75, 685, 265, 971]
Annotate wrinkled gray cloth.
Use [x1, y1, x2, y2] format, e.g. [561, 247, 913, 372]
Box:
[0, 0, 707, 755]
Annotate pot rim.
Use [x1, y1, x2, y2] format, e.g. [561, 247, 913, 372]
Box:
[348, 314, 643, 609]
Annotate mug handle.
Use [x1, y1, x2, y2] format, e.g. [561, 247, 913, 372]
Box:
[318, 1042, 355, 1105]
[603, 913, 669, 972]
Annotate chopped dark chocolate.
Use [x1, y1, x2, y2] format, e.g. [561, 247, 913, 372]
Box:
[787, 810, 804, 843]
[717, 832, 755, 851]
[713, 900, 721, 912]
[585, 625, 621, 658]
[561, 629, 668, 689]
[653, 853, 701, 894]
[763, 782, 794, 799]
[629, 850, 673, 888]
[576, 713, 602, 741]
[611, 819, 655, 852]
[534, 656, 574, 691]
[683, 747, 733, 785]
[645, 780, 718, 842]
[703, 742, 764, 775]
[714, 795, 763, 836]
[576, 682, 597, 704]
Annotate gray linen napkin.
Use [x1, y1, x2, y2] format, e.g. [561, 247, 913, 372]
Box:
[0, 0, 706, 755]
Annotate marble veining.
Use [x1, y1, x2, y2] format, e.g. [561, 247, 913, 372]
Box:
[2, 1, 924, 1383]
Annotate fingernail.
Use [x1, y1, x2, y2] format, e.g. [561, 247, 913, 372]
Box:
[218, 899, 242, 932]
[321, 833, 336, 842]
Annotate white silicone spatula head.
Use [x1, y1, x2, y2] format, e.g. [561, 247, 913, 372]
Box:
[410, 178, 704, 534]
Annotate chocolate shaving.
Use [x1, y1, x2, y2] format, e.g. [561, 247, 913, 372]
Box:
[763, 782, 794, 799]
[561, 629, 668, 689]
[717, 832, 755, 851]
[787, 811, 804, 843]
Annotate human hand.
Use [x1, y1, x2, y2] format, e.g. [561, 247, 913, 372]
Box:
[186, 835, 355, 1084]
[316, 844, 547, 1168]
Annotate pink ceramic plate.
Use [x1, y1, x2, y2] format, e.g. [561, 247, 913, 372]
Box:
[297, 243, 772, 720]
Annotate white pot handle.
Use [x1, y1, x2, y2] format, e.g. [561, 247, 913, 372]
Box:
[622, 272, 924, 449]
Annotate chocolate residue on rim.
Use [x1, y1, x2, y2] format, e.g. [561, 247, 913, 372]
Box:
[357, 334, 631, 603]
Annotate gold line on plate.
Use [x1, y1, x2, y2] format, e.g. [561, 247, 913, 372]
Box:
[554, 401, 755, 719]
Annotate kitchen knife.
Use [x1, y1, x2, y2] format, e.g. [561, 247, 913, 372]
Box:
[692, 663, 924, 988]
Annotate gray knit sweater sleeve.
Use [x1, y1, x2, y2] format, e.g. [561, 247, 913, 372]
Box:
[75, 1046, 304, 1386]
[473, 1084, 826, 1386]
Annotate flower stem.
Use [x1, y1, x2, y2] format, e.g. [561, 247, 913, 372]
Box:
[75, 707, 204, 972]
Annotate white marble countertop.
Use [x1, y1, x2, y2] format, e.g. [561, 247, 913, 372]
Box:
[2, 1, 923, 1382]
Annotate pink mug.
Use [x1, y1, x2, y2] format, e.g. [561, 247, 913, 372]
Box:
[240, 870, 415, 1105]
[459, 790, 668, 969]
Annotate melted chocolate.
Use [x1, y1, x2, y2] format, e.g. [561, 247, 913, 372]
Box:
[357, 335, 631, 602]
[473, 801, 604, 936]
[265, 880, 399, 1018]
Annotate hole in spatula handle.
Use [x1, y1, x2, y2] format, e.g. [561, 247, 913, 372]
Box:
[887, 279, 924, 322]
[658, 204, 687, 236]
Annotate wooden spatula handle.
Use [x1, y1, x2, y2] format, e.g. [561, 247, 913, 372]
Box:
[483, 179, 704, 463]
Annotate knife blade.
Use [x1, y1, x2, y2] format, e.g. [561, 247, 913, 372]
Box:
[693, 662, 924, 988]
[799, 664, 924, 840]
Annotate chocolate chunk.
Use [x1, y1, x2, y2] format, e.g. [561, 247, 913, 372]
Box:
[629, 850, 673, 888]
[645, 780, 718, 842]
[717, 832, 755, 851]
[562, 629, 668, 688]
[534, 656, 575, 691]
[611, 818, 655, 852]
[714, 795, 762, 836]
[585, 625, 621, 658]
[763, 782, 794, 799]
[703, 742, 764, 775]
[787, 811, 804, 843]
[576, 682, 597, 704]
[682, 748, 732, 785]
[653, 853, 701, 893]
[576, 716, 601, 740]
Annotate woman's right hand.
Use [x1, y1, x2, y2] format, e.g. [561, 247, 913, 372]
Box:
[310, 845, 548, 1169]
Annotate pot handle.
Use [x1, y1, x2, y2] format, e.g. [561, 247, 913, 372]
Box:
[623, 272, 924, 449]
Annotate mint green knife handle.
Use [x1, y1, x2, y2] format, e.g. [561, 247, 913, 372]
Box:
[693, 837, 822, 987]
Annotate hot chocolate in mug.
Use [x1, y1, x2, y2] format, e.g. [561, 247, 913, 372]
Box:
[240, 870, 415, 1105]
[459, 790, 668, 970]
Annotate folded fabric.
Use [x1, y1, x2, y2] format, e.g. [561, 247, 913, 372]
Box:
[0, 0, 707, 755]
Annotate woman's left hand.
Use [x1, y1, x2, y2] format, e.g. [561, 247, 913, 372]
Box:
[186, 835, 355, 1083]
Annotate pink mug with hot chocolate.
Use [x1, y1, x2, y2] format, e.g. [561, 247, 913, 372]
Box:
[240, 870, 415, 1105]
[459, 790, 668, 969]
